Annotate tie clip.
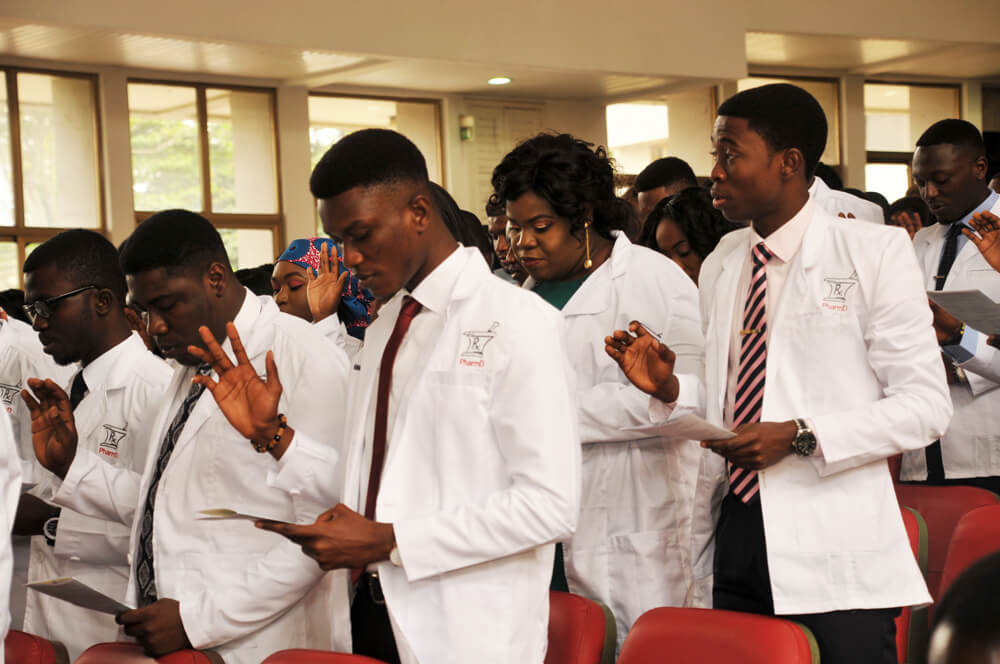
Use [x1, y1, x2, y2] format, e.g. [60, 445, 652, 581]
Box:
[740, 328, 762, 335]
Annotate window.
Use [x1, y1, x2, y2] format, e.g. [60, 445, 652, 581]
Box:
[738, 76, 841, 166]
[605, 87, 717, 177]
[128, 81, 280, 269]
[864, 83, 960, 203]
[0, 68, 104, 287]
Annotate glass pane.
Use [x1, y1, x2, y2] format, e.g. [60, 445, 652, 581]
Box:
[18, 73, 100, 228]
[206, 89, 278, 214]
[218, 228, 274, 270]
[128, 83, 201, 211]
[0, 242, 18, 290]
[865, 163, 911, 204]
[0, 77, 12, 227]
[606, 88, 716, 176]
[738, 77, 841, 165]
[308, 96, 443, 182]
[865, 84, 960, 152]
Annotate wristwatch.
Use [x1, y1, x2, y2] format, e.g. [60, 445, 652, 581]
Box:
[43, 513, 60, 547]
[791, 419, 817, 457]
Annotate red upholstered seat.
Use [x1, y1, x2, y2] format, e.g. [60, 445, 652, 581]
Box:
[261, 651, 386, 663]
[546, 590, 609, 664]
[938, 504, 1000, 606]
[4, 630, 68, 664]
[894, 484, 999, 600]
[74, 643, 224, 663]
[897, 505, 929, 664]
[617, 607, 819, 664]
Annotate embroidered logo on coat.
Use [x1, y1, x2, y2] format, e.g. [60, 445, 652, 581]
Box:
[822, 271, 858, 312]
[460, 322, 499, 367]
[0, 382, 20, 406]
[99, 424, 127, 459]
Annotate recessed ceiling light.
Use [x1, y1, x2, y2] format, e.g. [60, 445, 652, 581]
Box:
[488, 77, 512, 86]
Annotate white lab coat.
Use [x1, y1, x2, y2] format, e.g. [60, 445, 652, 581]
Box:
[903, 196, 1000, 480]
[51, 293, 352, 664]
[0, 317, 75, 630]
[810, 178, 884, 223]
[275, 248, 581, 664]
[25, 334, 171, 660]
[0, 409, 22, 664]
[670, 210, 949, 614]
[528, 233, 705, 648]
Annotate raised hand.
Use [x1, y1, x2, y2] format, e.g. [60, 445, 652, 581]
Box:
[187, 323, 284, 447]
[892, 211, 923, 240]
[306, 244, 348, 323]
[966, 211, 1000, 274]
[604, 321, 680, 403]
[21, 378, 78, 479]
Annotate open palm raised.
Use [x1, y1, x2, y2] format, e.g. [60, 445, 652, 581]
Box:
[21, 378, 78, 479]
[187, 323, 283, 446]
[604, 322, 680, 403]
[966, 210, 1000, 274]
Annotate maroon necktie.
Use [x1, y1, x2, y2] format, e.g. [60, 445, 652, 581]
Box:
[353, 295, 422, 583]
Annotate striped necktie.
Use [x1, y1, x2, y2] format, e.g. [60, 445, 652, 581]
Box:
[729, 242, 773, 503]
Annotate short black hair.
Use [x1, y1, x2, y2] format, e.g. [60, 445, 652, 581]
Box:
[813, 162, 843, 190]
[717, 83, 828, 180]
[485, 198, 506, 218]
[633, 157, 698, 193]
[640, 187, 744, 259]
[888, 196, 933, 224]
[932, 551, 1000, 654]
[490, 132, 633, 238]
[310, 128, 428, 200]
[0, 289, 29, 324]
[23, 229, 127, 302]
[119, 209, 230, 277]
[916, 119, 986, 157]
[236, 263, 275, 296]
[429, 182, 463, 244]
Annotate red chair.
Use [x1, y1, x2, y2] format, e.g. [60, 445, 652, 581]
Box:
[897, 506, 929, 664]
[937, 504, 1000, 606]
[261, 651, 385, 663]
[616, 607, 819, 664]
[546, 590, 611, 664]
[74, 643, 224, 663]
[894, 484, 999, 600]
[4, 630, 68, 664]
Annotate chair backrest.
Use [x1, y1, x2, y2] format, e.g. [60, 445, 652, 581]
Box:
[938, 504, 1000, 604]
[617, 607, 818, 664]
[545, 590, 609, 664]
[4, 630, 68, 664]
[894, 484, 999, 600]
[897, 506, 930, 664]
[261, 651, 386, 663]
[74, 643, 224, 664]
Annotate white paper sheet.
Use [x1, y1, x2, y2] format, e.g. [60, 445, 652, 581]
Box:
[625, 413, 735, 442]
[196, 508, 274, 521]
[928, 289, 1000, 335]
[26, 577, 133, 615]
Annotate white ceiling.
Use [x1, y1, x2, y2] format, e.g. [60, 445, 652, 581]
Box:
[746, 31, 1000, 80]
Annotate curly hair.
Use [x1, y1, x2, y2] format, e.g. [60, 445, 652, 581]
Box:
[489, 133, 633, 239]
[640, 187, 744, 259]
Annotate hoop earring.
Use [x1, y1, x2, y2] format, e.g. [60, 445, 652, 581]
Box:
[584, 220, 593, 269]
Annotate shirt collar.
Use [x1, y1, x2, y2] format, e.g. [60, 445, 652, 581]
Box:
[750, 197, 816, 264]
[954, 190, 1000, 229]
[81, 333, 136, 392]
[405, 244, 465, 315]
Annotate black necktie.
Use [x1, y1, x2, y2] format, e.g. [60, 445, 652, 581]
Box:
[134, 364, 211, 607]
[68, 372, 88, 411]
[934, 223, 966, 291]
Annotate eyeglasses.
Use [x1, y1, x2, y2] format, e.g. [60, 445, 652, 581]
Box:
[23, 285, 98, 322]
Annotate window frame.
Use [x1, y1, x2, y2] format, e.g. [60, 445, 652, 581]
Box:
[2, 65, 107, 284]
[128, 78, 284, 259]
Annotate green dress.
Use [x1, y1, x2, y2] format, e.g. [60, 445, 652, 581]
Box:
[532, 276, 588, 593]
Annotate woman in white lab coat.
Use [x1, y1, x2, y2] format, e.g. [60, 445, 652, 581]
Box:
[490, 133, 706, 649]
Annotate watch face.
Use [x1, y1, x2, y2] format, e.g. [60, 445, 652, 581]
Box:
[795, 432, 817, 456]
[43, 517, 58, 540]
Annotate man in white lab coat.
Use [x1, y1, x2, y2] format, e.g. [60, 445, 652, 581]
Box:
[901, 119, 1000, 493]
[0, 313, 73, 630]
[606, 83, 951, 664]
[27, 211, 350, 664]
[17, 230, 172, 659]
[193, 129, 581, 664]
[0, 409, 20, 664]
